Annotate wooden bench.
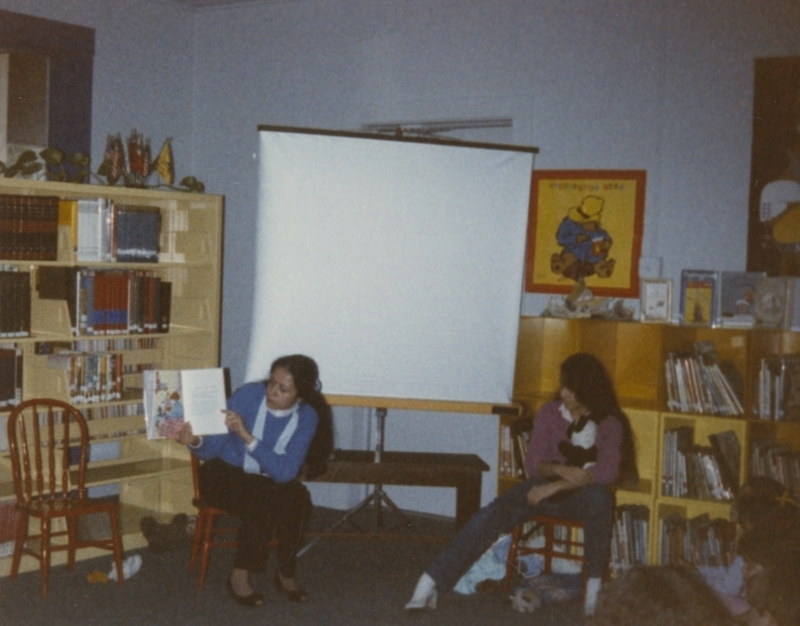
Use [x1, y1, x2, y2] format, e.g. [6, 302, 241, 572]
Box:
[307, 449, 490, 529]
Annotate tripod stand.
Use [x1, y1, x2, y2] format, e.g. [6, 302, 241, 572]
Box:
[297, 407, 411, 557]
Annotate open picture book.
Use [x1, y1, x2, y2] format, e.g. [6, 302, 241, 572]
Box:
[143, 368, 227, 440]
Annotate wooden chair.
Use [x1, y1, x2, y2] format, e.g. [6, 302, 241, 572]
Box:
[188, 455, 237, 590]
[503, 484, 617, 594]
[188, 455, 280, 590]
[503, 514, 589, 593]
[7, 398, 124, 597]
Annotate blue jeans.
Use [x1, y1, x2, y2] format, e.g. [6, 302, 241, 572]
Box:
[426, 476, 615, 591]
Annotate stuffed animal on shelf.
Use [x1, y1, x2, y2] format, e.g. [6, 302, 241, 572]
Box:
[558, 414, 598, 469]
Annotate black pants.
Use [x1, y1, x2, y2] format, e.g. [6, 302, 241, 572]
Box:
[198, 458, 312, 576]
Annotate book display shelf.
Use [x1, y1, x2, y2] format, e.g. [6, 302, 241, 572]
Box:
[0, 178, 222, 575]
[504, 316, 800, 571]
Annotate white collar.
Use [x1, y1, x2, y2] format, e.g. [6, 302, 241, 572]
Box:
[559, 403, 576, 423]
[267, 401, 299, 418]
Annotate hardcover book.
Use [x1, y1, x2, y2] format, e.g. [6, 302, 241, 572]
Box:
[718, 271, 764, 327]
[754, 276, 794, 329]
[0, 194, 59, 261]
[0, 346, 22, 408]
[708, 430, 740, 495]
[114, 205, 161, 263]
[680, 270, 718, 326]
[76, 198, 112, 262]
[143, 368, 227, 440]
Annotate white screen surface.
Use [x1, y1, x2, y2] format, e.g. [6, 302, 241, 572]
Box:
[246, 127, 534, 405]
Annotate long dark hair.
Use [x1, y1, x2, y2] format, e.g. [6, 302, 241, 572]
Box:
[558, 352, 638, 483]
[270, 354, 334, 479]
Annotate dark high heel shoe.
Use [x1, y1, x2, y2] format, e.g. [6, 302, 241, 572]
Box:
[226, 576, 264, 607]
[273, 571, 309, 602]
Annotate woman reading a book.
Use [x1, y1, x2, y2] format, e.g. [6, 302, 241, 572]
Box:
[173, 354, 333, 607]
[405, 352, 637, 617]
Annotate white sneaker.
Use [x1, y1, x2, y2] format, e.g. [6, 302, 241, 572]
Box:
[584, 577, 602, 616]
[404, 572, 437, 610]
[108, 554, 142, 581]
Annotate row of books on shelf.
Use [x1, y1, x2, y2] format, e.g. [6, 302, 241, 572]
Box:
[0, 268, 31, 338]
[499, 417, 533, 479]
[610, 504, 649, 574]
[677, 269, 800, 330]
[659, 512, 736, 567]
[754, 353, 800, 421]
[81, 401, 145, 424]
[45, 351, 128, 405]
[35, 336, 161, 354]
[70, 197, 162, 264]
[38, 266, 172, 336]
[750, 439, 800, 500]
[664, 343, 744, 416]
[0, 194, 60, 261]
[661, 427, 740, 502]
[0, 346, 22, 409]
[0, 193, 165, 263]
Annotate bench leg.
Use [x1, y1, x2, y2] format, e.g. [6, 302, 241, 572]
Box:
[455, 473, 482, 528]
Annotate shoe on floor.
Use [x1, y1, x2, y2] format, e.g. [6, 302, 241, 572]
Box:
[108, 554, 142, 581]
[405, 572, 437, 610]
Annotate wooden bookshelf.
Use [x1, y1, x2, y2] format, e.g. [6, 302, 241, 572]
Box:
[505, 316, 800, 568]
[0, 178, 222, 576]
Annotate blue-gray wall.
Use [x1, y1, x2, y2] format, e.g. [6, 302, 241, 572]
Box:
[2, 0, 800, 516]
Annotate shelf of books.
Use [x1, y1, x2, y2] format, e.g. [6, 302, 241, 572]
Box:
[506, 315, 800, 573]
[0, 178, 222, 574]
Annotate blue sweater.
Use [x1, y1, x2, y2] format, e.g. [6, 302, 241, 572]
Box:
[190, 381, 319, 483]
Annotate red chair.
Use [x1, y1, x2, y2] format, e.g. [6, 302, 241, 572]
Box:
[7, 398, 124, 597]
[503, 515, 589, 593]
[188, 455, 238, 590]
[503, 484, 616, 594]
[188, 455, 278, 590]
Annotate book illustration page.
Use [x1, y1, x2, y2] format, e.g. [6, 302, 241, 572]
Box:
[180, 368, 227, 435]
[143, 369, 185, 439]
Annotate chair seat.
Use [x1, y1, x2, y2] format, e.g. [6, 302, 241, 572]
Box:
[22, 497, 120, 518]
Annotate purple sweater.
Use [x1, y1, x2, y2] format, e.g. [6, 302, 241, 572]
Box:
[525, 400, 622, 486]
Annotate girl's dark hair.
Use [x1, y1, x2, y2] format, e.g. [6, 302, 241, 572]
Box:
[558, 352, 638, 484]
[746, 566, 800, 626]
[733, 476, 800, 532]
[591, 565, 737, 626]
[270, 354, 334, 480]
[737, 521, 800, 570]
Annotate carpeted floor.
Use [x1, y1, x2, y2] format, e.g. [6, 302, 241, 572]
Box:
[0, 505, 587, 626]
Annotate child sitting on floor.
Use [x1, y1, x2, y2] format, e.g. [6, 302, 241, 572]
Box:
[744, 564, 800, 626]
[696, 477, 800, 618]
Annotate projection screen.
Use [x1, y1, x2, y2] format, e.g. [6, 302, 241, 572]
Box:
[246, 126, 536, 405]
